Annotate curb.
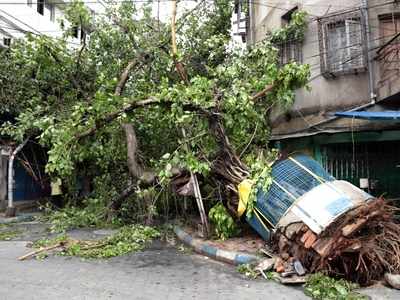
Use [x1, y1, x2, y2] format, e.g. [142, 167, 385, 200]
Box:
[174, 226, 261, 265]
[0, 214, 36, 224]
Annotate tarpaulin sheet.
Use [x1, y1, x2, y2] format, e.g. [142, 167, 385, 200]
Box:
[335, 111, 400, 120]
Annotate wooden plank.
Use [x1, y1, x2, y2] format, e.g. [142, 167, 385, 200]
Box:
[304, 232, 317, 249]
[342, 218, 367, 237]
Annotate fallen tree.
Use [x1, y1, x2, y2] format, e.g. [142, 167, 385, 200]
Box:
[0, 0, 309, 223]
[2, 1, 400, 286]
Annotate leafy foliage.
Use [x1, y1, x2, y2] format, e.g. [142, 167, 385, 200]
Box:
[244, 150, 278, 218]
[236, 263, 258, 279]
[40, 200, 108, 233]
[0, 1, 310, 220]
[304, 273, 368, 300]
[269, 11, 308, 44]
[33, 225, 160, 259]
[0, 229, 21, 241]
[208, 202, 240, 240]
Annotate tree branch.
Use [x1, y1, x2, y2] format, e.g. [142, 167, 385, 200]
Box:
[251, 84, 274, 101]
[75, 97, 210, 140]
[171, 0, 178, 57]
[76, 97, 159, 139]
[114, 57, 143, 96]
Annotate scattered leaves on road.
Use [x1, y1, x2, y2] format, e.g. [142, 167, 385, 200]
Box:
[30, 225, 160, 259]
[0, 229, 21, 241]
[304, 273, 368, 300]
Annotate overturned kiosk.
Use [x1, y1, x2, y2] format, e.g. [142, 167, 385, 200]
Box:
[242, 154, 400, 285]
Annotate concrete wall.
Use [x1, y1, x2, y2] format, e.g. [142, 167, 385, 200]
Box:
[248, 0, 400, 137]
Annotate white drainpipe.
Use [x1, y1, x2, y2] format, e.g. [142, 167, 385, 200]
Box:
[361, 0, 376, 103]
[7, 138, 29, 212]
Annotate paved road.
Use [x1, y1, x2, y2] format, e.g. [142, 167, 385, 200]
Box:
[0, 239, 309, 300]
[0, 223, 398, 300]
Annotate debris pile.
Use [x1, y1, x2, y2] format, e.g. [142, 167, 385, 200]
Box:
[272, 198, 400, 285]
[242, 154, 400, 286]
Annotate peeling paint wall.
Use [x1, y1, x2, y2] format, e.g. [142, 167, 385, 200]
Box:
[248, 0, 400, 137]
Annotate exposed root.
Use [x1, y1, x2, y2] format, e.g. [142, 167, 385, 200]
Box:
[272, 198, 400, 286]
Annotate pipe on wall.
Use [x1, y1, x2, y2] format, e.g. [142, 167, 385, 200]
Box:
[6, 138, 29, 217]
[361, 0, 376, 103]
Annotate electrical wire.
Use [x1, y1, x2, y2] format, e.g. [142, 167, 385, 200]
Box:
[0, 0, 399, 60]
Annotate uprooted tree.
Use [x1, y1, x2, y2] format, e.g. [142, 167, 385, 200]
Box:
[0, 1, 309, 224]
[3, 1, 400, 286]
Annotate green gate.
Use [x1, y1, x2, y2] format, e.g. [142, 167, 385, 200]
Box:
[321, 141, 400, 198]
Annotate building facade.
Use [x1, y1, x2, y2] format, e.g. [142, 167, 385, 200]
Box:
[0, 0, 104, 48]
[0, 0, 104, 210]
[245, 0, 400, 198]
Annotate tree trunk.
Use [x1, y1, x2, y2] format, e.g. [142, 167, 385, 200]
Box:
[107, 124, 156, 221]
[122, 123, 143, 179]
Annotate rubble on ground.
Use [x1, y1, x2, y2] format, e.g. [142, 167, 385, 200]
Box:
[271, 198, 400, 286]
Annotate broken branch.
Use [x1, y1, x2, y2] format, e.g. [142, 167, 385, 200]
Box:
[18, 243, 63, 261]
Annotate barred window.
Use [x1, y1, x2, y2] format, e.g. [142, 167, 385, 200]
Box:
[276, 40, 303, 66]
[276, 6, 302, 66]
[319, 12, 366, 76]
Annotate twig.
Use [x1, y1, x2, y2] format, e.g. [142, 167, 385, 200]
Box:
[239, 123, 258, 158]
[260, 269, 268, 280]
[18, 243, 63, 261]
[171, 0, 178, 56]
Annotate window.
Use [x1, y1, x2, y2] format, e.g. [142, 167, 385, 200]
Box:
[37, 0, 44, 15]
[319, 12, 366, 76]
[72, 26, 79, 38]
[233, 0, 247, 43]
[276, 41, 303, 66]
[275, 7, 302, 66]
[36, 0, 54, 22]
[376, 14, 400, 86]
[45, 2, 55, 22]
[3, 38, 11, 47]
[281, 6, 298, 25]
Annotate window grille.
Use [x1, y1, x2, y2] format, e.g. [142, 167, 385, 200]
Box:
[376, 13, 400, 87]
[274, 7, 302, 66]
[276, 40, 303, 66]
[318, 11, 366, 77]
[233, 0, 248, 43]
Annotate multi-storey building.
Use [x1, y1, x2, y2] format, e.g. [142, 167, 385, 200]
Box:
[0, 0, 104, 48]
[241, 0, 400, 198]
[0, 0, 104, 210]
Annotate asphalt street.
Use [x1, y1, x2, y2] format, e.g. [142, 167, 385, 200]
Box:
[0, 239, 309, 300]
[0, 222, 398, 300]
